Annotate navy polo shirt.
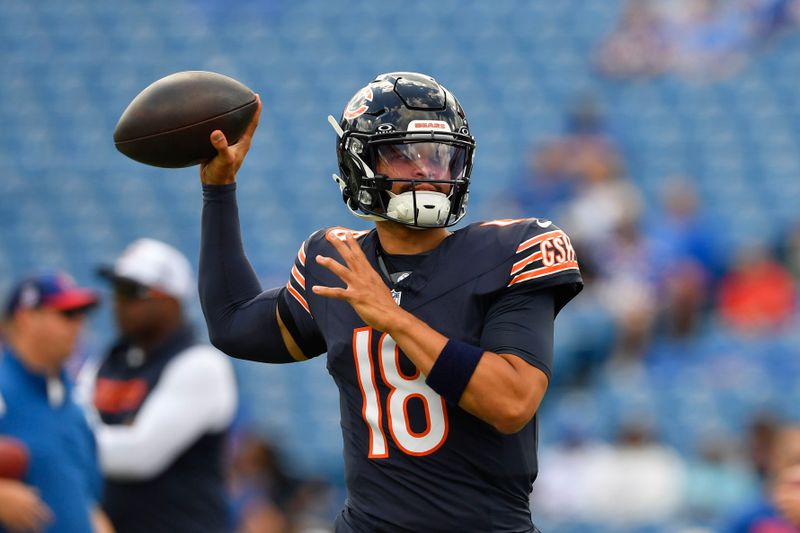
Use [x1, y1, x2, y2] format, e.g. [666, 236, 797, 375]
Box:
[0, 348, 102, 533]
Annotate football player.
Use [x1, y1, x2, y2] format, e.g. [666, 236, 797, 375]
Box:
[198, 72, 582, 532]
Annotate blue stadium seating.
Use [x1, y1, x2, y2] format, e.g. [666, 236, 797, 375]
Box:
[2, 2, 800, 530]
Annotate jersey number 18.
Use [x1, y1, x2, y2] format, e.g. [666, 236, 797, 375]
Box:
[352, 327, 449, 458]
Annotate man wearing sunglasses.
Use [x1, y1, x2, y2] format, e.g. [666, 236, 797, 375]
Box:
[0, 271, 112, 532]
[77, 239, 237, 533]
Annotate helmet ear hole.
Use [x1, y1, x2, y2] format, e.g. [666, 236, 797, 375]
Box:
[358, 190, 374, 207]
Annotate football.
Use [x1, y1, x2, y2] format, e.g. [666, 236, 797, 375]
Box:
[0, 436, 29, 479]
[113, 71, 258, 168]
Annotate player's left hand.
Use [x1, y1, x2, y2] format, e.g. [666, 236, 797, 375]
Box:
[313, 232, 402, 332]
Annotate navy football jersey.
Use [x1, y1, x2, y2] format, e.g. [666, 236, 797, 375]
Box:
[281, 218, 582, 532]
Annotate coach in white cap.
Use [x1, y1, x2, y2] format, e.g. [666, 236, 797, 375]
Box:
[78, 238, 237, 533]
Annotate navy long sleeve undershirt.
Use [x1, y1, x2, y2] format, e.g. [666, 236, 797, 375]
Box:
[199, 184, 295, 363]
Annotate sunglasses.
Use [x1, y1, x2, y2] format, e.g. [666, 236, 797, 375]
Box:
[58, 307, 89, 320]
[112, 279, 154, 300]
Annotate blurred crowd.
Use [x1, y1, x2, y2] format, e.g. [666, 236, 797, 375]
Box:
[596, 0, 800, 80]
[503, 95, 798, 374]
[500, 94, 800, 531]
[534, 415, 800, 531]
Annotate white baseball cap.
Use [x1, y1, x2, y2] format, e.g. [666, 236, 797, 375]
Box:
[99, 239, 194, 302]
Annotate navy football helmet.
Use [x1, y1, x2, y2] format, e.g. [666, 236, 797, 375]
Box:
[330, 72, 476, 228]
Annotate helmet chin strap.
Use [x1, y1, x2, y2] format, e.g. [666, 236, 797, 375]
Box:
[386, 190, 451, 227]
[331, 174, 384, 222]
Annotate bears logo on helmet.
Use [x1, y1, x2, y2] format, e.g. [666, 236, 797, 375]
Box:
[343, 86, 374, 120]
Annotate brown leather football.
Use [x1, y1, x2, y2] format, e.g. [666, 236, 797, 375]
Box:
[0, 436, 29, 479]
[113, 71, 257, 168]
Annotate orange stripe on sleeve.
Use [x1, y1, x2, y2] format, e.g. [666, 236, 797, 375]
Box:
[286, 281, 311, 314]
[508, 261, 579, 287]
[291, 265, 306, 288]
[511, 251, 543, 275]
[516, 230, 563, 253]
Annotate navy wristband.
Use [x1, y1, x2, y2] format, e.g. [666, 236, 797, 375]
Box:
[425, 339, 484, 405]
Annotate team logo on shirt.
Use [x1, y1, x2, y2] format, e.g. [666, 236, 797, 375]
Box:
[391, 289, 402, 305]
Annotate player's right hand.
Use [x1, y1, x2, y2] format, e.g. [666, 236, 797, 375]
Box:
[0, 479, 53, 532]
[200, 95, 262, 186]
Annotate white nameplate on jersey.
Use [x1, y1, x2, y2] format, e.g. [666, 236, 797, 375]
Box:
[408, 120, 451, 132]
[391, 289, 402, 305]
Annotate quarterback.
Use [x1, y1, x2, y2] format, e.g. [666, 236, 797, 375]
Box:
[198, 72, 582, 532]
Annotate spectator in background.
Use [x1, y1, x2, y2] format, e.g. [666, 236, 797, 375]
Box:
[503, 96, 621, 220]
[595, 218, 659, 361]
[77, 239, 237, 533]
[549, 259, 616, 388]
[749, 0, 800, 40]
[560, 147, 642, 251]
[0, 272, 113, 532]
[749, 414, 781, 482]
[726, 422, 800, 531]
[683, 437, 759, 524]
[586, 420, 685, 526]
[228, 432, 289, 533]
[532, 413, 613, 523]
[228, 431, 336, 533]
[647, 178, 726, 280]
[646, 178, 724, 339]
[597, 0, 800, 81]
[596, 0, 671, 77]
[717, 243, 796, 333]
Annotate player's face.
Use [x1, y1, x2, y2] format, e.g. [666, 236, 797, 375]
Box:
[375, 142, 466, 195]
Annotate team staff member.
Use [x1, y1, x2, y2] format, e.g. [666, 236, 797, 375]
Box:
[77, 239, 237, 533]
[198, 72, 582, 532]
[0, 272, 112, 533]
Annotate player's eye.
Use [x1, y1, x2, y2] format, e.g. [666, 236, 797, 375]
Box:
[385, 146, 410, 162]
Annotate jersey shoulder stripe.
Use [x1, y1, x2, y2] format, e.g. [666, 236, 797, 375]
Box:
[506, 221, 580, 288]
[287, 227, 371, 315]
[287, 240, 311, 314]
[465, 218, 580, 288]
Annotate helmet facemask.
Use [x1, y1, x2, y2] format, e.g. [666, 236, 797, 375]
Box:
[332, 124, 474, 229]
